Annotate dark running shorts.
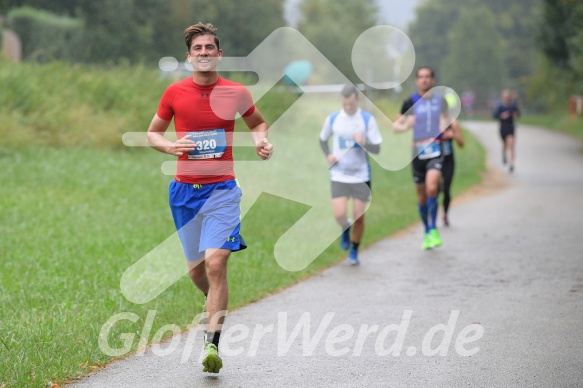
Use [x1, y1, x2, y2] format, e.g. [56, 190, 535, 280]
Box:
[331, 181, 372, 202]
[500, 125, 515, 140]
[412, 155, 444, 184]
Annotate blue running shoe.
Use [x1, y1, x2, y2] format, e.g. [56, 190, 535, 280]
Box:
[340, 226, 351, 250]
[348, 248, 360, 265]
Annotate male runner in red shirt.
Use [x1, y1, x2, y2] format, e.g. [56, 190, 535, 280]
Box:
[146, 22, 273, 374]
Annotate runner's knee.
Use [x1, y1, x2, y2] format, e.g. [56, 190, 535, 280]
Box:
[206, 260, 226, 280]
[205, 252, 228, 279]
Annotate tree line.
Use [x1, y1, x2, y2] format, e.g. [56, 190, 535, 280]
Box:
[408, 0, 582, 111]
[0, 0, 287, 63]
[0, 0, 380, 77]
[1, 0, 580, 111]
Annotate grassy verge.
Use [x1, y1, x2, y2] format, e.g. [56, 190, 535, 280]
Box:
[0, 65, 485, 387]
[519, 113, 583, 145]
[0, 60, 169, 150]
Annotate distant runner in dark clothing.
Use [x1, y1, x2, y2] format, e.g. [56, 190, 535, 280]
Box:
[493, 89, 520, 173]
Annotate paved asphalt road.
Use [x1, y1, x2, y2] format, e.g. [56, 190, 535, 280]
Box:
[74, 122, 583, 387]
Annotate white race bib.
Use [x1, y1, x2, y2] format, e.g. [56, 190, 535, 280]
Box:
[187, 129, 227, 159]
[414, 140, 441, 160]
[339, 135, 357, 150]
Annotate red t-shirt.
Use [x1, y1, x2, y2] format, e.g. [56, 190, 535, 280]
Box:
[157, 77, 256, 184]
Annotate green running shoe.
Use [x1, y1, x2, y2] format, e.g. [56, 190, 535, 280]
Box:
[421, 234, 432, 250]
[202, 342, 223, 373]
[428, 229, 442, 247]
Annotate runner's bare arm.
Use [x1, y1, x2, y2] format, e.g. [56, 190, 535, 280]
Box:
[452, 120, 464, 148]
[244, 108, 273, 160]
[393, 114, 415, 133]
[146, 114, 195, 156]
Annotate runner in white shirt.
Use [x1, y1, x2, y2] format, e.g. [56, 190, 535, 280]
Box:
[319, 85, 382, 265]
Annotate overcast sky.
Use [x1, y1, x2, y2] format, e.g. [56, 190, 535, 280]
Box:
[284, 0, 420, 30]
[377, 0, 420, 30]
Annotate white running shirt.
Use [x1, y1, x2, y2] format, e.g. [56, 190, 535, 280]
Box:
[319, 108, 382, 184]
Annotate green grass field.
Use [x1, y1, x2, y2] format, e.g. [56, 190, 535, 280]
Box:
[0, 62, 486, 387]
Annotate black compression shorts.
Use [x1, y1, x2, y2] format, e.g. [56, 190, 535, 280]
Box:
[412, 155, 444, 185]
[499, 125, 515, 140]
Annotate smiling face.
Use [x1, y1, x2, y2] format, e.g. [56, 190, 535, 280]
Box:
[186, 34, 223, 73]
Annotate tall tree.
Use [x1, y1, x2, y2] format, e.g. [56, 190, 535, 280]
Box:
[529, 0, 583, 108]
[537, 0, 583, 74]
[568, 4, 583, 83]
[407, 0, 456, 73]
[475, 0, 538, 86]
[210, 0, 286, 57]
[441, 4, 506, 105]
[1, 0, 286, 64]
[0, 0, 78, 15]
[408, 0, 537, 96]
[79, 0, 162, 63]
[296, 0, 380, 83]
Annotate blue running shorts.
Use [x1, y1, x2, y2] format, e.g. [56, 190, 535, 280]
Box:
[169, 179, 247, 261]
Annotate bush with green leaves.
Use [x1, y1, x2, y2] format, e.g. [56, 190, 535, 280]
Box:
[7, 6, 84, 63]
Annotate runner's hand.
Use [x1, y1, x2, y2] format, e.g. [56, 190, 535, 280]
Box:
[326, 154, 337, 165]
[257, 138, 274, 160]
[353, 133, 365, 146]
[442, 127, 454, 140]
[169, 134, 196, 156]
